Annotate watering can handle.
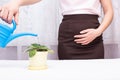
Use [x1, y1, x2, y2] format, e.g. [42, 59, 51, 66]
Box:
[11, 20, 16, 31]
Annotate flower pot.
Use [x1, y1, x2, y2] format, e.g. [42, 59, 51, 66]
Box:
[28, 51, 48, 70]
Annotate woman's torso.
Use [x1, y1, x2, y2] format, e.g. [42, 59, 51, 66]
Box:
[60, 0, 101, 16]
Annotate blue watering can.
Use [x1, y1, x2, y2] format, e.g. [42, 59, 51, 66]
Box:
[0, 20, 37, 48]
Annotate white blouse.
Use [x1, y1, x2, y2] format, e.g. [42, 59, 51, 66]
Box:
[60, 0, 101, 16]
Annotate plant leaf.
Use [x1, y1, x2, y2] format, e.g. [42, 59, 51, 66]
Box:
[29, 50, 36, 57]
[25, 43, 54, 56]
[39, 45, 49, 50]
[32, 43, 40, 48]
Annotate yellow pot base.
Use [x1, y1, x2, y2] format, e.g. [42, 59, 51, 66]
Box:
[28, 65, 48, 70]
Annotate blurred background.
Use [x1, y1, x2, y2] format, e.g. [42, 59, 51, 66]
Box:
[0, 0, 120, 60]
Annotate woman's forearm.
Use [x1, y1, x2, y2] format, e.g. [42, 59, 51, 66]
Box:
[97, 10, 113, 34]
[11, 0, 42, 6]
[97, 0, 114, 35]
[0, 0, 42, 23]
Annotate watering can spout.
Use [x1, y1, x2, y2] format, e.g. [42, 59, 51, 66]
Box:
[4, 33, 38, 47]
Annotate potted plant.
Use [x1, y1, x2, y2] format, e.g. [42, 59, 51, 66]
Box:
[26, 43, 54, 70]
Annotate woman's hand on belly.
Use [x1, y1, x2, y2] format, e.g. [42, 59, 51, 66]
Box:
[74, 29, 101, 45]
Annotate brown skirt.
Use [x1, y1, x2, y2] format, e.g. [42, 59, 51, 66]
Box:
[58, 14, 104, 60]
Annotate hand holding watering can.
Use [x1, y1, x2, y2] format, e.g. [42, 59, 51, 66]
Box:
[0, 20, 37, 48]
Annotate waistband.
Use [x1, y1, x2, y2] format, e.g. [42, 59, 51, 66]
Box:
[63, 14, 99, 21]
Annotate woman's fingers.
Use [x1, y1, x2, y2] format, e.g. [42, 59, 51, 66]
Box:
[0, 7, 2, 12]
[0, 7, 10, 23]
[0, 3, 19, 24]
[7, 12, 14, 24]
[74, 38, 85, 43]
[80, 29, 89, 34]
[74, 29, 98, 45]
[74, 34, 86, 38]
[14, 12, 19, 24]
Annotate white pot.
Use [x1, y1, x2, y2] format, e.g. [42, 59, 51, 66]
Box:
[28, 51, 48, 70]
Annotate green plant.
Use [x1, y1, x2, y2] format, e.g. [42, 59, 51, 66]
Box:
[26, 43, 54, 57]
